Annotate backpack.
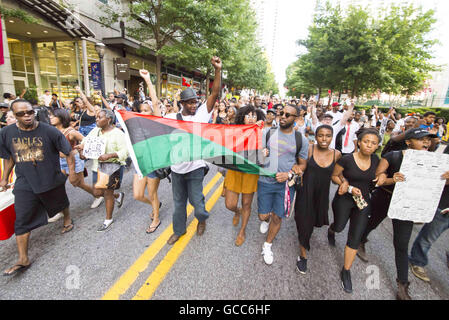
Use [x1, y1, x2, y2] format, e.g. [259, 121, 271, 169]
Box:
[34, 106, 50, 124]
[265, 127, 303, 164]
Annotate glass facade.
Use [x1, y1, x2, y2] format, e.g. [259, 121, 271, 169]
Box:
[7, 37, 199, 102]
[8, 38, 37, 94]
[8, 38, 101, 102]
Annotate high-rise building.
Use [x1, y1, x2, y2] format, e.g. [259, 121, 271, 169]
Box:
[250, 0, 280, 66]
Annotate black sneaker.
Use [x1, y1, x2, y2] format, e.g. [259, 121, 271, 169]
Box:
[340, 268, 353, 294]
[357, 242, 369, 263]
[328, 229, 336, 247]
[296, 256, 307, 275]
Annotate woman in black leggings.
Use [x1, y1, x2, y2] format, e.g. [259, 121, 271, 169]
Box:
[329, 128, 380, 294]
[358, 128, 438, 300]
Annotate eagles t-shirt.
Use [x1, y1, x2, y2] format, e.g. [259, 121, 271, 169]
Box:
[0, 122, 72, 193]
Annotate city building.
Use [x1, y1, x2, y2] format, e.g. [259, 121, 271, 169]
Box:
[0, 0, 205, 103]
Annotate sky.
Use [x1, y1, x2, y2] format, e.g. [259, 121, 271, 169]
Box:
[267, 0, 449, 96]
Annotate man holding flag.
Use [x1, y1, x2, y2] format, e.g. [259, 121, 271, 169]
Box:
[164, 57, 222, 245]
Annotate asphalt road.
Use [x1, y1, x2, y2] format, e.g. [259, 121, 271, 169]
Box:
[0, 164, 448, 300]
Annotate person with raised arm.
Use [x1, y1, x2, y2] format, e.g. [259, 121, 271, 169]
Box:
[164, 57, 222, 245]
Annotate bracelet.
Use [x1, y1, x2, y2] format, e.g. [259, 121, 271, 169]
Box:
[348, 186, 354, 194]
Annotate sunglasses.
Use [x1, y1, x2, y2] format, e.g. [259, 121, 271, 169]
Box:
[15, 110, 35, 117]
[280, 111, 297, 118]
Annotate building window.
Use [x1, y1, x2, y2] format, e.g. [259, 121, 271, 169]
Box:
[8, 38, 37, 96]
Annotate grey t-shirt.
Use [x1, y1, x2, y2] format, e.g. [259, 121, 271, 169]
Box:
[259, 128, 309, 184]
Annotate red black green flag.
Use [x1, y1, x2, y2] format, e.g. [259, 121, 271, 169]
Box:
[115, 110, 275, 177]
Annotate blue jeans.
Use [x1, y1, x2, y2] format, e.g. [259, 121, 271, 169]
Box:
[171, 167, 209, 236]
[409, 209, 449, 267]
[79, 123, 97, 137]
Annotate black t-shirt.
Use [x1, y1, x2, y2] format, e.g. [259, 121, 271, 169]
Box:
[382, 151, 404, 192]
[80, 111, 96, 126]
[338, 153, 380, 199]
[438, 185, 449, 210]
[381, 139, 407, 157]
[0, 122, 72, 194]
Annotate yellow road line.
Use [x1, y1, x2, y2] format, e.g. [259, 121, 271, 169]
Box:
[102, 173, 222, 300]
[132, 182, 224, 300]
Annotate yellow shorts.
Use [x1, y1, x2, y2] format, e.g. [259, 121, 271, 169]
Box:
[224, 169, 259, 194]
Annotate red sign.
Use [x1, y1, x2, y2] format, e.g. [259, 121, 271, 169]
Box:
[182, 77, 191, 87]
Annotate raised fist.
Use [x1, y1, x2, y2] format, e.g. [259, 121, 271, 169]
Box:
[139, 69, 151, 81]
[211, 56, 222, 70]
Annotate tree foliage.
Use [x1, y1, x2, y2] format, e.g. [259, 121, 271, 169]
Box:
[285, 1, 438, 98]
[99, 0, 278, 96]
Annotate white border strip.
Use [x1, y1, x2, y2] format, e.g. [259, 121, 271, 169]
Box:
[115, 111, 144, 178]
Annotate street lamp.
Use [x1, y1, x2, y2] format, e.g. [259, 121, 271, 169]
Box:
[95, 42, 106, 106]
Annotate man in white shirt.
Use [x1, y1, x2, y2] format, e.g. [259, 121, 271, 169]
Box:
[326, 102, 343, 125]
[311, 103, 356, 151]
[393, 113, 405, 133]
[165, 57, 222, 245]
[334, 110, 360, 155]
[40, 90, 52, 107]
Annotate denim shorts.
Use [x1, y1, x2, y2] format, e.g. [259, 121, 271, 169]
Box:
[60, 153, 85, 174]
[133, 168, 158, 179]
[147, 170, 158, 179]
[257, 180, 295, 218]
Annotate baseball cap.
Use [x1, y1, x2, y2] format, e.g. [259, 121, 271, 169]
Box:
[332, 102, 341, 107]
[267, 109, 276, 115]
[404, 128, 438, 140]
[0, 103, 9, 109]
[273, 103, 284, 110]
[115, 93, 128, 101]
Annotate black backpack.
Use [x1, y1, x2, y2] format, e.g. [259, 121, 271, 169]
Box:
[265, 127, 303, 164]
[34, 106, 50, 124]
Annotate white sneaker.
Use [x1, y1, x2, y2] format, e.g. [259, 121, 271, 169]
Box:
[91, 197, 104, 209]
[261, 242, 273, 265]
[260, 220, 270, 234]
[48, 212, 64, 223]
[115, 192, 125, 208]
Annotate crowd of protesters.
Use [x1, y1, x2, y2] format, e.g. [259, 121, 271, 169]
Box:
[1, 56, 449, 301]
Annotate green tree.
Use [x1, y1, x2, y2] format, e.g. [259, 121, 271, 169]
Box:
[285, 1, 438, 99]
[100, 0, 262, 97]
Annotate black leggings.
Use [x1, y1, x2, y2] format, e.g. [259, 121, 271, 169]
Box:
[330, 193, 370, 250]
[361, 188, 414, 283]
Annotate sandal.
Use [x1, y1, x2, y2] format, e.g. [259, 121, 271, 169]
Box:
[146, 221, 161, 234]
[3, 263, 31, 276]
[150, 202, 162, 220]
[61, 220, 74, 234]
